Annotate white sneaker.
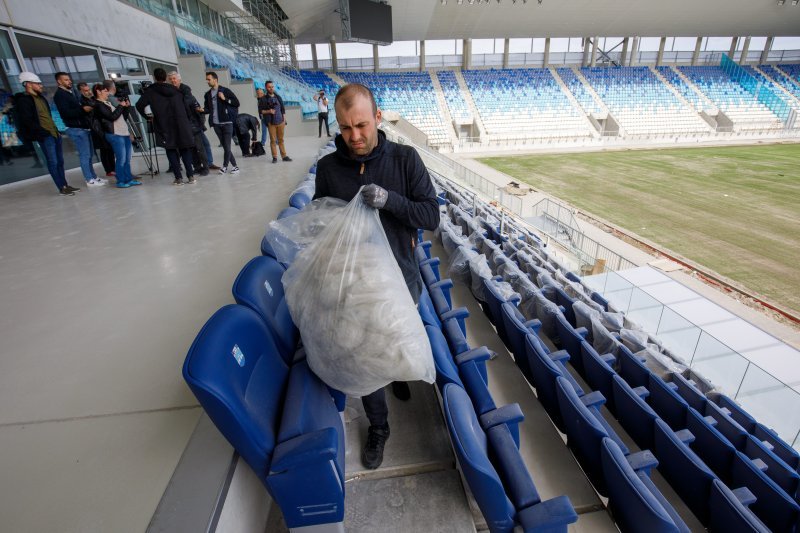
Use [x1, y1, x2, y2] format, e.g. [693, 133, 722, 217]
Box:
[230, 166, 240, 174]
[219, 167, 227, 174]
[87, 178, 105, 186]
[96, 177, 108, 184]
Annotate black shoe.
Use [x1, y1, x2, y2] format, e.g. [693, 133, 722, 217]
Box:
[173, 178, 183, 186]
[200, 169, 210, 177]
[282, 156, 293, 162]
[362, 425, 390, 469]
[59, 186, 75, 196]
[391, 382, 411, 401]
[272, 157, 278, 164]
[64, 185, 81, 193]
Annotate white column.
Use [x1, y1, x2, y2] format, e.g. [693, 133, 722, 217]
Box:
[656, 36, 666, 67]
[582, 37, 591, 67]
[502, 38, 510, 69]
[621, 37, 629, 66]
[373, 44, 379, 72]
[590, 36, 599, 67]
[330, 38, 338, 71]
[420, 40, 426, 71]
[739, 36, 751, 65]
[692, 37, 702, 66]
[760, 36, 774, 65]
[728, 36, 739, 60]
[543, 37, 550, 67]
[311, 44, 318, 70]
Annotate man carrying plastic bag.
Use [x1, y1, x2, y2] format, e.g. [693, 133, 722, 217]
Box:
[301, 83, 440, 469]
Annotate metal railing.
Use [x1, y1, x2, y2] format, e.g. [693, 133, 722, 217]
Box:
[588, 270, 800, 451]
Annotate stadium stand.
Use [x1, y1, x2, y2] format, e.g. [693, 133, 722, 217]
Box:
[436, 70, 473, 123]
[679, 66, 785, 131]
[556, 68, 604, 115]
[461, 68, 593, 141]
[579, 66, 711, 136]
[759, 64, 800, 103]
[743, 66, 800, 111]
[282, 69, 341, 100]
[337, 71, 451, 146]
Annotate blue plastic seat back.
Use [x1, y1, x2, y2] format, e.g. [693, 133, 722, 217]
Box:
[442, 383, 516, 532]
[708, 479, 770, 533]
[261, 234, 276, 259]
[653, 418, 716, 524]
[289, 190, 311, 210]
[525, 334, 570, 432]
[420, 261, 440, 288]
[500, 302, 534, 381]
[685, 408, 737, 484]
[647, 374, 689, 432]
[418, 286, 441, 329]
[743, 435, 800, 497]
[704, 401, 749, 448]
[428, 280, 453, 316]
[183, 305, 290, 478]
[482, 278, 517, 343]
[753, 423, 800, 470]
[600, 438, 688, 533]
[581, 341, 617, 415]
[618, 345, 652, 389]
[555, 376, 611, 491]
[554, 287, 576, 326]
[730, 450, 800, 532]
[716, 394, 757, 432]
[277, 206, 300, 220]
[671, 373, 707, 413]
[232, 256, 298, 364]
[555, 313, 586, 375]
[276, 358, 345, 482]
[426, 325, 464, 392]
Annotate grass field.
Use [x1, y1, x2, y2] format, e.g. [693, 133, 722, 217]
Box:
[480, 144, 800, 315]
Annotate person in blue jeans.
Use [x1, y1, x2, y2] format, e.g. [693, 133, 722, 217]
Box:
[53, 72, 105, 186]
[12, 72, 80, 196]
[92, 84, 140, 188]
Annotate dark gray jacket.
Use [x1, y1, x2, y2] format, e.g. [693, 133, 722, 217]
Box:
[314, 130, 440, 300]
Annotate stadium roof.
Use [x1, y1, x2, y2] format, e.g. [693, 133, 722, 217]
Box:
[279, 0, 800, 44]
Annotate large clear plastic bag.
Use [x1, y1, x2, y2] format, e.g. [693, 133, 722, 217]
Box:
[486, 278, 521, 303]
[469, 254, 493, 301]
[449, 245, 478, 286]
[283, 190, 435, 397]
[265, 197, 347, 265]
[532, 291, 560, 339]
[441, 220, 467, 255]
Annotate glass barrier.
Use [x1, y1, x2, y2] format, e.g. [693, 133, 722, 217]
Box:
[626, 287, 664, 333]
[736, 364, 800, 447]
[656, 307, 702, 363]
[690, 332, 749, 394]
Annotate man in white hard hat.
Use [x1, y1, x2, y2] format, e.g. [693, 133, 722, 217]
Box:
[13, 72, 80, 196]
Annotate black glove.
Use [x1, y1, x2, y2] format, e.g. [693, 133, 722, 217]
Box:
[361, 184, 388, 209]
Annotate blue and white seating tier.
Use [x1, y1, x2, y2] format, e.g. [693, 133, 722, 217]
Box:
[655, 66, 708, 112]
[337, 71, 450, 145]
[679, 66, 784, 131]
[761, 65, 800, 104]
[556, 68, 603, 115]
[580, 67, 709, 136]
[436, 70, 472, 122]
[286, 70, 341, 101]
[461, 68, 592, 141]
[743, 67, 799, 111]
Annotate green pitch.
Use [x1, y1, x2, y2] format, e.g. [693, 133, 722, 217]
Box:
[480, 143, 800, 315]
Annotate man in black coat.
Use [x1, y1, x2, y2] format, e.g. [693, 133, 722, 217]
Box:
[135, 68, 196, 185]
[203, 72, 240, 174]
[168, 71, 209, 176]
[313, 83, 439, 470]
[234, 113, 259, 157]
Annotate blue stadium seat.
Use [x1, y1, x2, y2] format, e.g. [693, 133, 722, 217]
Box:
[612, 374, 658, 451]
[600, 437, 690, 533]
[500, 302, 541, 382]
[708, 479, 769, 533]
[277, 206, 300, 220]
[554, 287, 577, 327]
[580, 341, 618, 415]
[647, 373, 690, 432]
[554, 313, 588, 376]
[555, 377, 628, 493]
[653, 418, 716, 524]
[418, 285, 441, 329]
[288, 188, 312, 210]
[183, 305, 344, 530]
[261, 234, 276, 259]
[231, 256, 297, 363]
[730, 450, 800, 532]
[525, 333, 583, 433]
[420, 257, 442, 287]
[482, 277, 521, 345]
[414, 240, 432, 263]
[753, 423, 800, 471]
[442, 383, 578, 532]
[684, 408, 738, 484]
[618, 344, 651, 389]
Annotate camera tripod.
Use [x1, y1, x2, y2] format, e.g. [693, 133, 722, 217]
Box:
[127, 115, 160, 177]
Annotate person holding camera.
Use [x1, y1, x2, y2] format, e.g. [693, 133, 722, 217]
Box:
[313, 89, 331, 138]
[258, 80, 291, 164]
[93, 83, 139, 188]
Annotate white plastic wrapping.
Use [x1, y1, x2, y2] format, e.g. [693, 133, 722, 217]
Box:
[448, 245, 478, 286]
[532, 290, 560, 339]
[638, 345, 688, 378]
[283, 190, 435, 397]
[265, 197, 347, 264]
[591, 315, 620, 356]
[573, 300, 602, 335]
[469, 254, 493, 302]
[486, 278, 521, 303]
[619, 328, 650, 353]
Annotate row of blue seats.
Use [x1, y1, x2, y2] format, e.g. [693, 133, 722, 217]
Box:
[436, 184, 789, 531]
[182, 163, 348, 530]
[413, 231, 578, 533]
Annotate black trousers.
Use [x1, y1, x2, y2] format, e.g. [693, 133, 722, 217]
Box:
[237, 131, 251, 156]
[192, 132, 208, 172]
[166, 147, 194, 179]
[318, 112, 330, 137]
[362, 387, 388, 427]
[99, 142, 115, 173]
[212, 123, 237, 168]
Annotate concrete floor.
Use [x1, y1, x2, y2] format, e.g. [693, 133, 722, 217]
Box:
[0, 135, 325, 533]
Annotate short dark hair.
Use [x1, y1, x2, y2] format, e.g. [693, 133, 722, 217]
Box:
[92, 83, 105, 98]
[102, 80, 116, 91]
[335, 83, 377, 115]
[153, 68, 167, 82]
[206, 71, 218, 80]
[54, 71, 70, 81]
[77, 82, 89, 90]
[265, 80, 273, 86]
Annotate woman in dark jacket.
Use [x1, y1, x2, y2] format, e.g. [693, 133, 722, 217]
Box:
[93, 83, 139, 188]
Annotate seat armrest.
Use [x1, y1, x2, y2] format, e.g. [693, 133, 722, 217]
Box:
[720, 406, 732, 416]
[580, 391, 606, 409]
[455, 346, 492, 365]
[600, 353, 616, 366]
[524, 319, 542, 334]
[703, 415, 718, 427]
[674, 429, 695, 445]
[441, 307, 469, 322]
[270, 427, 338, 473]
[491, 275, 503, 282]
[626, 450, 659, 475]
[548, 349, 570, 364]
[575, 326, 588, 339]
[751, 458, 768, 472]
[731, 486, 757, 507]
[667, 382, 678, 392]
[508, 293, 521, 305]
[431, 279, 453, 291]
[632, 386, 649, 400]
[517, 496, 578, 531]
[761, 440, 774, 451]
[557, 305, 566, 313]
[480, 403, 524, 430]
[420, 257, 440, 269]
